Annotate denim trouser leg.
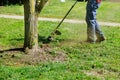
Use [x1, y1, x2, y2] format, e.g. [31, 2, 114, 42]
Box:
[86, 19, 96, 42]
[86, 0, 104, 42]
[95, 21, 104, 39]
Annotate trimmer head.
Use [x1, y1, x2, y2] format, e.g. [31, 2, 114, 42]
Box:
[47, 36, 54, 41]
[54, 30, 61, 35]
[47, 30, 61, 42]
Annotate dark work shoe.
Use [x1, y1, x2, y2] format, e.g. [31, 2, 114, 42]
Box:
[96, 36, 106, 42]
[86, 39, 95, 44]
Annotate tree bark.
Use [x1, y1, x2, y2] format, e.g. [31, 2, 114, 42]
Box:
[23, 0, 48, 50]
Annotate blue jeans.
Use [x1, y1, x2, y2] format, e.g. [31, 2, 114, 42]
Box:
[86, 0, 104, 42]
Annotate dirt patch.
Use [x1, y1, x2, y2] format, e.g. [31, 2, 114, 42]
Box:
[22, 51, 67, 65]
[21, 47, 67, 65]
[85, 70, 104, 76]
[84, 70, 105, 79]
[0, 45, 67, 65]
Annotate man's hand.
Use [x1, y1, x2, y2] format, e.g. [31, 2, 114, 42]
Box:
[77, 0, 84, 2]
[96, 0, 101, 3]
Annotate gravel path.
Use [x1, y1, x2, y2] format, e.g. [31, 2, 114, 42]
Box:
[0, 14, 120, 27]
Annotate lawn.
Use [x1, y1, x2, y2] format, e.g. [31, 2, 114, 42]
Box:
[0, 0, 120, 22]
[0, 17, 120, 79]
[0, 0, 120, 80]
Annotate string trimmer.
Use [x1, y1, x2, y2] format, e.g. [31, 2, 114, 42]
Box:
[47, 0, 84, 41]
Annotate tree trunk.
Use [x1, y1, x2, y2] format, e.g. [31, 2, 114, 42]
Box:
[24, 0, 38, 49]
[23, 0, 48, 50]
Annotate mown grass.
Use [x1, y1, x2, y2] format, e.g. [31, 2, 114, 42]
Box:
[0, 0, 120, 79]
[0, 17, 120, 79]
[0, 0, 120, 22]
[0, 18, 24, 48]
[0, 5, 23, 15]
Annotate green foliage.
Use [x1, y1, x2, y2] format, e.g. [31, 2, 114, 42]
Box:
[0, 0, 23, 6]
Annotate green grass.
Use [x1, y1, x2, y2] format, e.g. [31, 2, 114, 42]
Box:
[0, 0, 120, 22]
[0, 5, 23, 15]
[0, 18, 120, 80]
[0, 18, 24, 48]
[0, 0, 120, 79]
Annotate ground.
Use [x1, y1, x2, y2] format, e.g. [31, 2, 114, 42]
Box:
[0, 44, 67, 65]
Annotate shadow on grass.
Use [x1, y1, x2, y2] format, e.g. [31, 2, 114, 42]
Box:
[0, 48, 24, 53]
[0, 36, 65, 53]
[10, 38, 24, 41]
[38, 35, 51, 44]
[0, 36, 47, 53]
[0, 38, 24, 53]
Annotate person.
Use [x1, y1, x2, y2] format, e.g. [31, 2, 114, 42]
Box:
[85, 0, 106, 43]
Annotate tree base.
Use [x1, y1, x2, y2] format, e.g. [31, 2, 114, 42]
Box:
[22, 44, 67, 65]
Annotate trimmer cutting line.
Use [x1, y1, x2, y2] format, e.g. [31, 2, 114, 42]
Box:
[47, 0, 78, 41]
